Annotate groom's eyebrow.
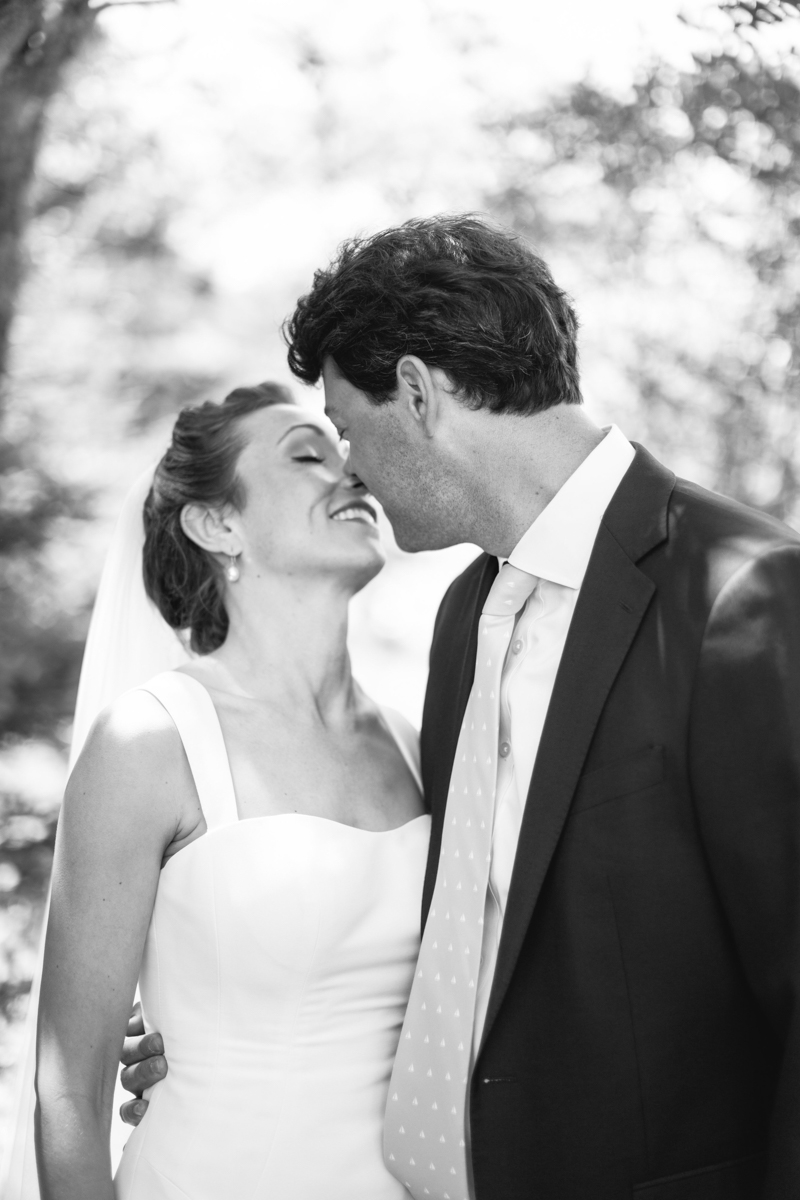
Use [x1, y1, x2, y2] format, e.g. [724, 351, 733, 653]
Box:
[277, 423, 327, 444]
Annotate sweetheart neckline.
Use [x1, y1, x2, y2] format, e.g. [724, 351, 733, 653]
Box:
[161, 811, 431, 873]
[235, 811, 430, 835]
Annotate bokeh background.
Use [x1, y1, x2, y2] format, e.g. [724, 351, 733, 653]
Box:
[0, 0, 798, 1163]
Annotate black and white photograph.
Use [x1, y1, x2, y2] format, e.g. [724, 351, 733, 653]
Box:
[1, 1, 799, 1197]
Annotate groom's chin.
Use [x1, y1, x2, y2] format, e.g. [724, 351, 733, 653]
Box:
[389, 518, 462, 554]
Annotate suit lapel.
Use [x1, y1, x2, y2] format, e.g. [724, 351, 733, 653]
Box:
[421, 553, 498, 919]
[480, 445, 675, 1042]
[480, 528, 654, 1039]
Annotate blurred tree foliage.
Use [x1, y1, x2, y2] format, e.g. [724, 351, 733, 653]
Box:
[720, 0, 800, 27]
[0, 0, 215, 1060]
[0, 0, 99, 736]
[490, 35, 800, 521]
[0, 0, 99, 1065]
[0, 0, 98, 377]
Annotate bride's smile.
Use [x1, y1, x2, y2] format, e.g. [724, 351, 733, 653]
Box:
[329, 498, 378, 525]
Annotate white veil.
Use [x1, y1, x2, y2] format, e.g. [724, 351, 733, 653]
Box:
[1, 464, 190, 1199]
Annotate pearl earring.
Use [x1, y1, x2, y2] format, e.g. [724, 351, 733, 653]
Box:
[225, 554, 240, 583]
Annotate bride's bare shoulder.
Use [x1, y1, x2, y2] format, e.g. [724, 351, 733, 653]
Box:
[61, 688, 201, 866]
[67, 687, 187, 805]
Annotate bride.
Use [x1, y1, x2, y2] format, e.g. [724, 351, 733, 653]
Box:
[33, 381, 430, 1199]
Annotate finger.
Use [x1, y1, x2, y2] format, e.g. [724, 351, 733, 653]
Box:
[126, 1001, 144, 1038]
[119, 1053, 168, 1096]
[119, 1097, 148, 1127]
[120, 1030, 164, 1068]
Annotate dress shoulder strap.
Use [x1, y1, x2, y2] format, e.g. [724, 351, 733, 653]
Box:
[379, 704, 423, 794]
[136, 671, 238, 830]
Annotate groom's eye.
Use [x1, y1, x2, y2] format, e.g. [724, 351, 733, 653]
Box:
[293, 454, 324, 464]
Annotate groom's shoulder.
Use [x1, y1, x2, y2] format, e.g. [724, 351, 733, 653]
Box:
[621, 440, 799, 563]
[664, 475, 800, 578]
[622, 441, 798, 559]
[648, 470, 800, 611]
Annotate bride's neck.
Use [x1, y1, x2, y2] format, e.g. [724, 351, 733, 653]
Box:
[201, 575, 356, 718]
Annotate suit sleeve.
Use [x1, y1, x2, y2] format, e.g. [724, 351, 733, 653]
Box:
[689, 542, 800, 1194]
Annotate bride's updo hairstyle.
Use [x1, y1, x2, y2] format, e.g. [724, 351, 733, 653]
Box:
[143, 381, 295, 655]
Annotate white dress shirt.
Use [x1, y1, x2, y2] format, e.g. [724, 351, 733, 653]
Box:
[472, 424, 635, 1051]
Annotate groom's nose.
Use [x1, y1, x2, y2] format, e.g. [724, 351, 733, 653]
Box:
[342, 450, 365, 490]
[344, 468, 367, 492]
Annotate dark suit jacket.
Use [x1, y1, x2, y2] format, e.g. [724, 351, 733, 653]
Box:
[419, 444, 800, 1200]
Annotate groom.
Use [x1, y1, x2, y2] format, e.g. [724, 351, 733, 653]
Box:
[123, 216, 800, 1197]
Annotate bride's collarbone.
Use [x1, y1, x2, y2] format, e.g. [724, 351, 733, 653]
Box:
[219, 707, 422, 829]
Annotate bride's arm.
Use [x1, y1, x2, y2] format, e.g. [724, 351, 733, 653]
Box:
[35, 691, 197, 1200]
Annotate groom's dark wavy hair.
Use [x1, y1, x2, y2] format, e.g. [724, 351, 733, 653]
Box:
[143, 382, 295, 655]
[284, 214, 581, 412]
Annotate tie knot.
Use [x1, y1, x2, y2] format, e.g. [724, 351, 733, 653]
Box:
[482, 562, 538, 618]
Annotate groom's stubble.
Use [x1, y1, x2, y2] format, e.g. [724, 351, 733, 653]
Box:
[323, 366, 473, 554]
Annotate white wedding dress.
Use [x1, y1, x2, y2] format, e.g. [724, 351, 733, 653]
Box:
[113, 670, 430, 1200]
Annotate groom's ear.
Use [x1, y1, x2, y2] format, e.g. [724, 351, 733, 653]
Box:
[180, 503, 238, 556]
[396, 356, 447, 438]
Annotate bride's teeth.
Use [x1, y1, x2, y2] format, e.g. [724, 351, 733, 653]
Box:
[332, 507, 373, 522]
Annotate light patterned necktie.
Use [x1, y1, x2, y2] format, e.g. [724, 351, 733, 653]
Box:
[385, 562, 538, 1200]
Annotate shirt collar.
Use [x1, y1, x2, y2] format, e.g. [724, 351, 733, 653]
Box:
[504, 424, 635, 590]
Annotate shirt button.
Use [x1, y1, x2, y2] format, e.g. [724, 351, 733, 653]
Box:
[511, 639, 523, 655]
[499, 741, 511, 758]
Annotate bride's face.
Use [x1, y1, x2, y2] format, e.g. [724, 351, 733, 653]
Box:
[226, 403, 385, 589]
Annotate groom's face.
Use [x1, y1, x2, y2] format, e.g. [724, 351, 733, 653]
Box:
[322, 359, 454, 552]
